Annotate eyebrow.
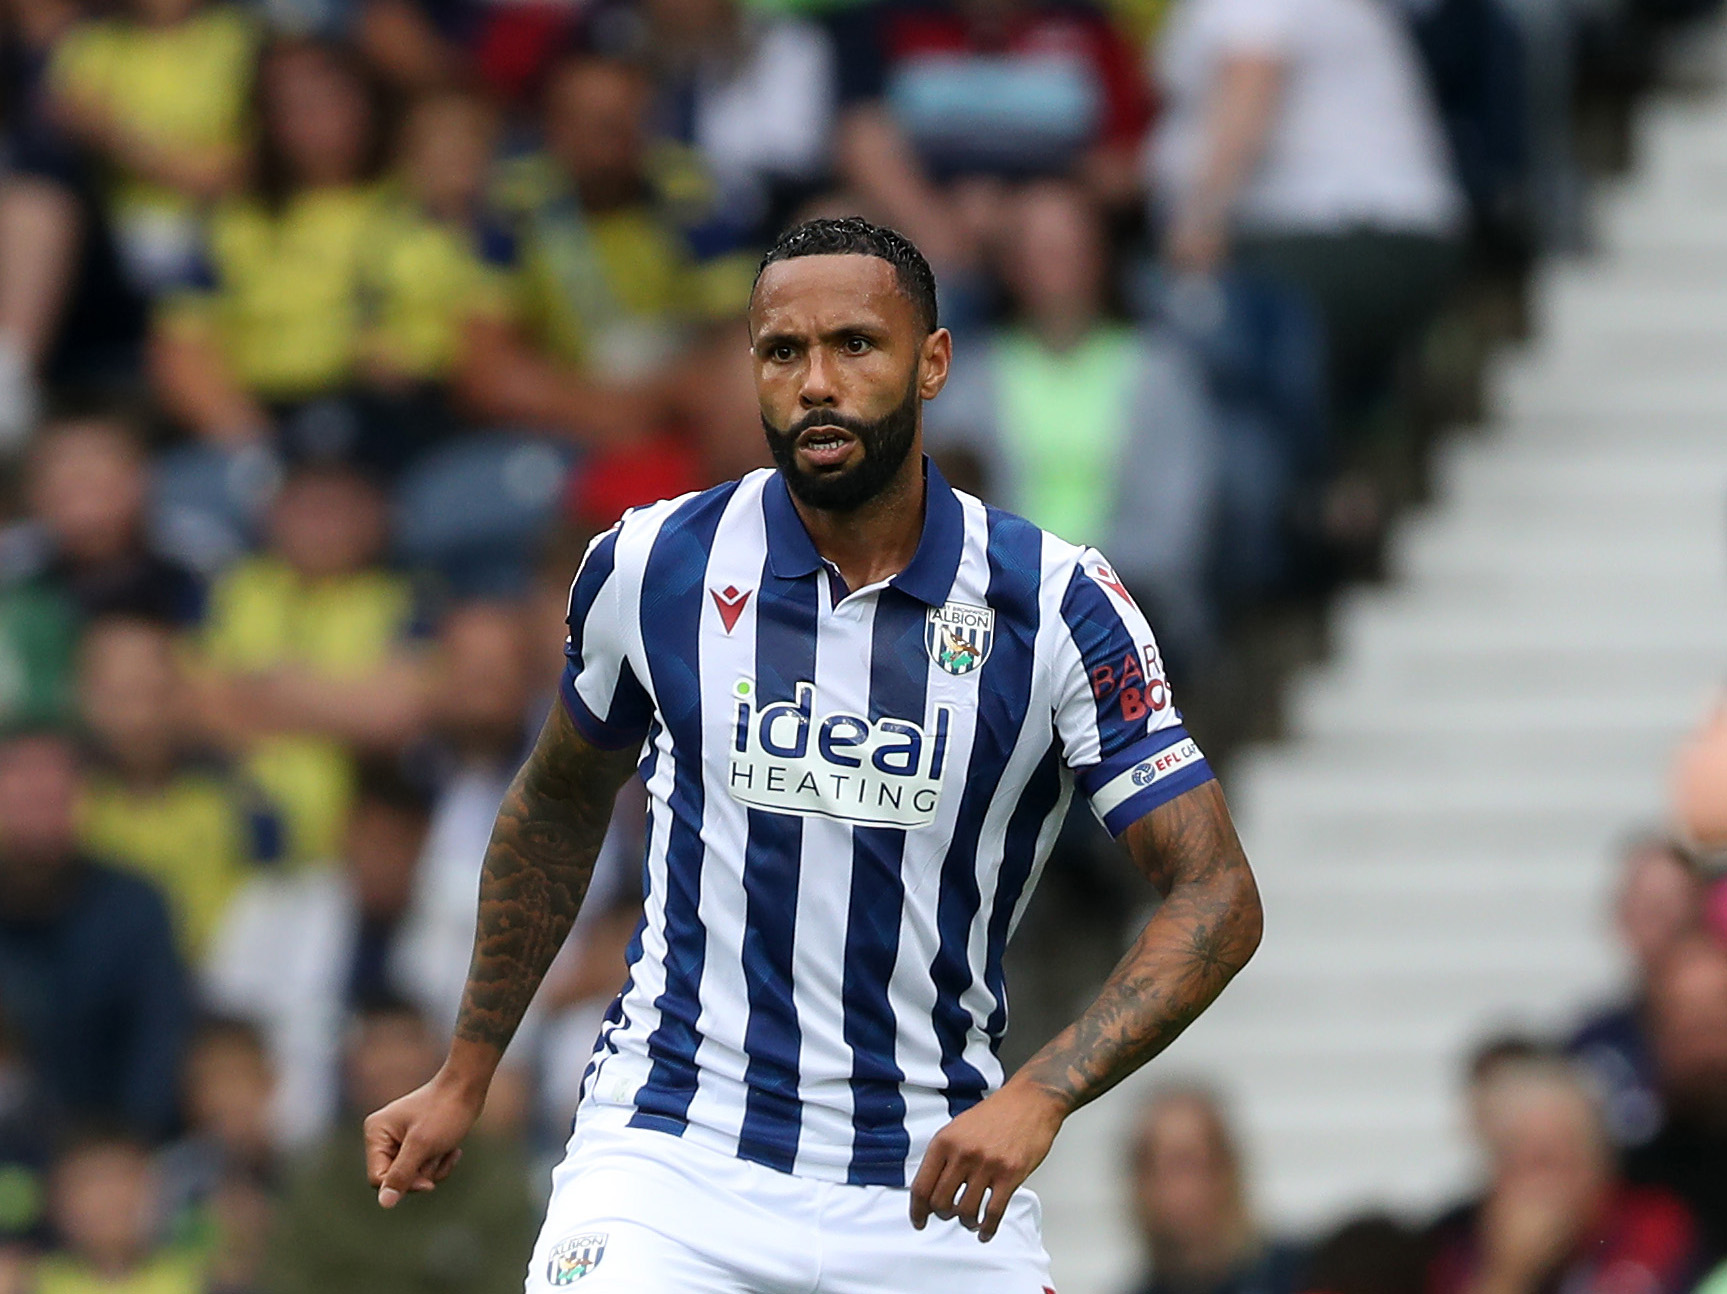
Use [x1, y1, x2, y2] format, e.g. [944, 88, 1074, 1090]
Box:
[753, 321, 892, 351]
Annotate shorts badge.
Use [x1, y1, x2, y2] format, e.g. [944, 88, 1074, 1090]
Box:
[547, 1232, 607, 1285]
[926, 602, 994, 676]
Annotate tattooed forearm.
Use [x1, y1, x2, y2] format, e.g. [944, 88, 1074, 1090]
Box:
[1014, 779, 1262, 1113]
[453, 702, 638, 1055]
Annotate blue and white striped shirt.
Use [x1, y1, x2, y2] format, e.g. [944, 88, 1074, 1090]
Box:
[562, 460, 1213, 1187]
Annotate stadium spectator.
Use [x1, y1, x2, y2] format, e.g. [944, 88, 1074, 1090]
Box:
[0, 728, 189, 1138]
[0, 0, 256, 441]
[38, 1132, 204, 1294]
[394, 599, 639, 1134]
[77, 616, 283, 961]
[189, 464, 425, 865]
[2, 416, 203, 622]
[203, 762, 434, 1146]
[0, 414, 203, 732]
[351, 87, 512, 477]
[396, 601, 534, 1036]
[833, 0, 1152, 308]
[148, 37, 387, 466]
[583, 0, 838, 243]
[1625, 933, 1727, 1267]
[157, 1018, 279, 1294]
[1568, 836, 1705, 1151]
[1148, 0, 1465, 443]
[1426, 1056, 1698, 1294]
[262, 995, 537, 1294]
[925, 180, 1220, 667]
[463, 55, 752, 447]
[1125, 1086, 1306, 1294]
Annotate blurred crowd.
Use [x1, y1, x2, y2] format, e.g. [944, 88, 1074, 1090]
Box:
[1123, 834, 1727, 1294]
[0, 0, 1713, 1284]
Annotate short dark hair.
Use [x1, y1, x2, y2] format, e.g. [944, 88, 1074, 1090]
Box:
[755, 217, 939, 335]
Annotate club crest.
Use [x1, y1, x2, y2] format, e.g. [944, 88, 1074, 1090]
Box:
[926, 602, 994, 676]
[546, 1233, 607, 1286]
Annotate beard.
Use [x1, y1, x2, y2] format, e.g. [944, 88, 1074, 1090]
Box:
[761, 374, 920, 512]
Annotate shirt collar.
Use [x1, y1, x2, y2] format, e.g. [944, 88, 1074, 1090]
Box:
[762, 456, 965, 607]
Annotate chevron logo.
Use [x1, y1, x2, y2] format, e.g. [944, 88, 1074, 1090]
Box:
[711, 585, 752, 633]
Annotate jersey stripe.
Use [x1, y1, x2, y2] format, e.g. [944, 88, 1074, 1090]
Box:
[629, 484, 737, 1136]
[841, 586, 929, 1184]
[926, 511, 1041, 1115]
[734, 563, 819, 1170]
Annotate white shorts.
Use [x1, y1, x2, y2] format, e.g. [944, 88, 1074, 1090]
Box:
[524, 1108, 1056, 1294]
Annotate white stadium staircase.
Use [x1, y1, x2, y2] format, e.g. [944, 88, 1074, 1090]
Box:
[1028, 30, 1727, 1294]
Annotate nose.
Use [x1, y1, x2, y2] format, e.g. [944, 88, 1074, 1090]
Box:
[799, 348, 839, 408]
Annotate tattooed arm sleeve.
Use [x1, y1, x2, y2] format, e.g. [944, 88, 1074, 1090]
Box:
[451, 700, 640, 1058]
[1012, 779, 1262, 1114]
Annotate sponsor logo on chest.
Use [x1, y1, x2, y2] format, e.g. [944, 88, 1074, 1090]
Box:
[726, 679, 951, 828]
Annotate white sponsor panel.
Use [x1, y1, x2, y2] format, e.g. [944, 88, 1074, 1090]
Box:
[726, 680, 951, 828]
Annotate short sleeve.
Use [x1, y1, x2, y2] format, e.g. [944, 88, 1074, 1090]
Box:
[1053, 549, 1214, 835]
[559, 524, 655, 750]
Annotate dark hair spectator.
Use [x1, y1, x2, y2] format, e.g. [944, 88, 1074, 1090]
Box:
[77, 615, 284, 962]
[203, 757, 435, 1147]
[0, 729, 189, 1138]
[1126, 1085, 1306, 1294]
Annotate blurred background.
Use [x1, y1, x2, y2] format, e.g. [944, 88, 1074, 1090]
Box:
[0, 0, 1723, 1288]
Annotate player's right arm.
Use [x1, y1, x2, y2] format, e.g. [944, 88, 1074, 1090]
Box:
[363, 699, 637, 1207]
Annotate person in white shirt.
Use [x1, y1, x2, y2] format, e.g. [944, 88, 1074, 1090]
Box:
[1150, 0, 1465, 444]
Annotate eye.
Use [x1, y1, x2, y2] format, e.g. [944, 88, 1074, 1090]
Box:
[843, 336, 872, 355]
[768, 343, 797, 363]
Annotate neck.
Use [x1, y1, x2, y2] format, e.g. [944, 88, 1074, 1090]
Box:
[790, 454, 926, 594]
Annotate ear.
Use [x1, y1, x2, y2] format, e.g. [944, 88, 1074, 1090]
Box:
[918, 328, 953, 401]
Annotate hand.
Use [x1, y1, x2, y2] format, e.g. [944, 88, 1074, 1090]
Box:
[908, 1081, 1066, 1242]
[363, 1069, 486, 1208]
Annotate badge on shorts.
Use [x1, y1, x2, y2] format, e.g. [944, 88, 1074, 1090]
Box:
[926, 602, 994, 676]
[547, 1233, 607, 1285]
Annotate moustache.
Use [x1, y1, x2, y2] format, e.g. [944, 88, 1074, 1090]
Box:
[774, 409, 883, 440]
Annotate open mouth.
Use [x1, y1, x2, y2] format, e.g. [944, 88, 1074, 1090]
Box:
[796, 426, 857, 468]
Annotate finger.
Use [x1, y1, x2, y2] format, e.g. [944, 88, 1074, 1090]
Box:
[952, 1176, 989, 1232]
[979, 1176, 1019, 1243]
[408, 1148, 464, 1193]
[908, 1145, 947, 1230]
[926, 1155, 973, 1222]
[363, 1115, 401, 1190]
[379, 1133, 435, 1208]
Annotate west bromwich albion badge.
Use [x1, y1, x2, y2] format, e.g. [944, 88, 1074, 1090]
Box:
[547, 1233, 607, 1285]
[926, 602, 994, 676]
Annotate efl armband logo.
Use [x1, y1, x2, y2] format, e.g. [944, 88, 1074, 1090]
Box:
[727, 680, 950, 827]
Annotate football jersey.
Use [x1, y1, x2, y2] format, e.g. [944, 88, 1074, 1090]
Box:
[561, 460, 1213, 1188]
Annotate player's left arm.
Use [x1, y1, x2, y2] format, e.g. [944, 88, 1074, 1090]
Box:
[910, 778, 1261, 1241]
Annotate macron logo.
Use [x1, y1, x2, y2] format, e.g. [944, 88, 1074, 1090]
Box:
[711, 585, 751, 633]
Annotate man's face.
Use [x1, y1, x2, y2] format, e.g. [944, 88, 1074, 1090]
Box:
[0, 736, 78, 867]
[544, 62, 647, 203]
[750, 255, 950, 512]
